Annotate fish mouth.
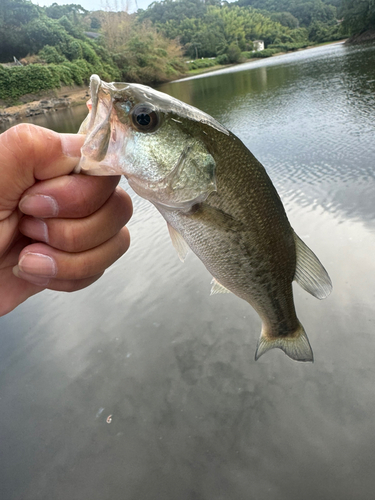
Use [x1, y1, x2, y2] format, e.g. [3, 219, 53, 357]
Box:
[74, 75, 130, 176]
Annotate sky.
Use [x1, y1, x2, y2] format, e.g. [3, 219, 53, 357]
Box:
[31, 0, 154, 14]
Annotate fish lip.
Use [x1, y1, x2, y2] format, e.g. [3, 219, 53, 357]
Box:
[88, 75, 127, 129]
[88, 74, 101, 130]
[75, 75, 127, 175]
[90, 74, 131, 98]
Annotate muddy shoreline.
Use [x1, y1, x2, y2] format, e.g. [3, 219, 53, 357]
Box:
[0, 85, 90, 128]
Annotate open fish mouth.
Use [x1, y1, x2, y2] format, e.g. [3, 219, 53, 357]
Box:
[74, 75, 131, 176]
[74, 74, 229, 177]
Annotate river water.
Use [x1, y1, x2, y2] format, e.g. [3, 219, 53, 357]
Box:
[1, 42, 375, 499]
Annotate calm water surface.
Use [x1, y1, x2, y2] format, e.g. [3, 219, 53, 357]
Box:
[1, 42, 375, 499]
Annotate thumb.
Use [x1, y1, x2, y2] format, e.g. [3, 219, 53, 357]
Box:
[0, 124, 85, 218]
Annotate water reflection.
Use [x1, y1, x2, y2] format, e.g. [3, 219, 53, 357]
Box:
[160, 41, 375, 229]
[0, 104, 89, 134]
[1, 42, 375, 500]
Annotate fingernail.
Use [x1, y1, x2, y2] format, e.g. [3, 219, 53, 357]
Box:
[19, 195, 59, 217]
[18, 253, 57, 277]
[19, 217, 49, 243]
[60, 134, 85, 158]
[13, 266, 51, 287]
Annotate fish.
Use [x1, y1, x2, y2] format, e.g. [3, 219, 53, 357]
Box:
[74, 74, 332, 362]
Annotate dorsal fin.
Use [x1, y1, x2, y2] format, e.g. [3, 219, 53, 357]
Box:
[210, 278, 231, 295]
[293, 232, 332, 300]
[167, 223, 190, 262]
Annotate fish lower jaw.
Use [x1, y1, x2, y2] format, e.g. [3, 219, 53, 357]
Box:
[75, 158, 123, 176]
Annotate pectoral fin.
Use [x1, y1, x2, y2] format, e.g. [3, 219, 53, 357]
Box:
[293, 232, 332, 300]
[167, 223, 190, 262]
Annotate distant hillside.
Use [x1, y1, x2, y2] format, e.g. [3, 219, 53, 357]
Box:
[3, 0, 372, 101]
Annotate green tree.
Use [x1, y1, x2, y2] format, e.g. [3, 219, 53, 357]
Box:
[270, 11, 299, 28]
[308, 19, 340, 41]
[0, 0, 41, 62]
[227, 42, 243, 62]
[138, 0, 207, 24]
[153, 3, 309, 57]
[341, 0, 375, 35]
[292, 1, 336, 26]
[90, 17, 101, 30]
[236, 0, 338, 28]
[44, 3, 87, 21]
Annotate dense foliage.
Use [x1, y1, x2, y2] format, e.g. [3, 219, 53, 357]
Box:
[236, 0, 338, 26]
[0, 0, 185, 100]
[0, 0, 373, 101]
[149, 4, 309, 58]
[138, 0, 343, 58]
[97, 11, 185, 83]
[341, 0, 375, 35]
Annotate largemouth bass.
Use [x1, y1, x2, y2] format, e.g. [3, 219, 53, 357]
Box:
[75, 74, 332, 362]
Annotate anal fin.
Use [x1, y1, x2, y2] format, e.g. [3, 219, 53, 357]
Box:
[210, 278, 231, 295]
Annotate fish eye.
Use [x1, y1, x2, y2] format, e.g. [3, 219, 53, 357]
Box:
[131, 104, 160, 132]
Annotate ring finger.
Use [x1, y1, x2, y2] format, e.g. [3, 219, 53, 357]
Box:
[14, 227, 130, 285]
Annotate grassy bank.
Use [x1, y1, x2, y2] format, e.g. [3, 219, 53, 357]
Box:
[184, 40, 347, 78]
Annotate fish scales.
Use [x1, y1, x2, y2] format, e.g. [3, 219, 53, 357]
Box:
[158, 126, 298, 328]
[76, 74, 332, 362]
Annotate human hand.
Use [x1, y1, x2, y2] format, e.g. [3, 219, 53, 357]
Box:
[0, 124, 132, 316]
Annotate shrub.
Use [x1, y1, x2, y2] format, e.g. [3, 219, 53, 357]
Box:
[241, 51, 255, 59]
[215, 54, 229, 65]
[268, 42, 310, 52]
[0, 64, 60, 99]
[39, 45, 67, 64]
[226, 42, 243, 63]
[187, 58, 217, 70]
[62, 39, 83, 61]
[251, 48, 280, 58]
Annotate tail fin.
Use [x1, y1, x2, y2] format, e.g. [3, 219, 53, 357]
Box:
[255, 322, 313, 362]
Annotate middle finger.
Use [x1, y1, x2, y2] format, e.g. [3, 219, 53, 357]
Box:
[19, 174, 121, 219]
[19, 187, 132, 253]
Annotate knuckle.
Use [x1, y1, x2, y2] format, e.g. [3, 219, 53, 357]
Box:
[6, 123, 34, 147]
[117, 227, 131, 255]
[115, 188, 133, 222]
[104, 190, 132, 233]
[54, 222, 86, 253]
[5, 124, 54, 164]
[67, 259, 91, 281]
[3, 124, 35, 171]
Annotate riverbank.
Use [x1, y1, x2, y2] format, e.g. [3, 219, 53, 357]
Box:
[0, 85, 90, 128]
[0, 39, 353, 128]
[345, 29, 375, 44]
[171, 40, 347, 82]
